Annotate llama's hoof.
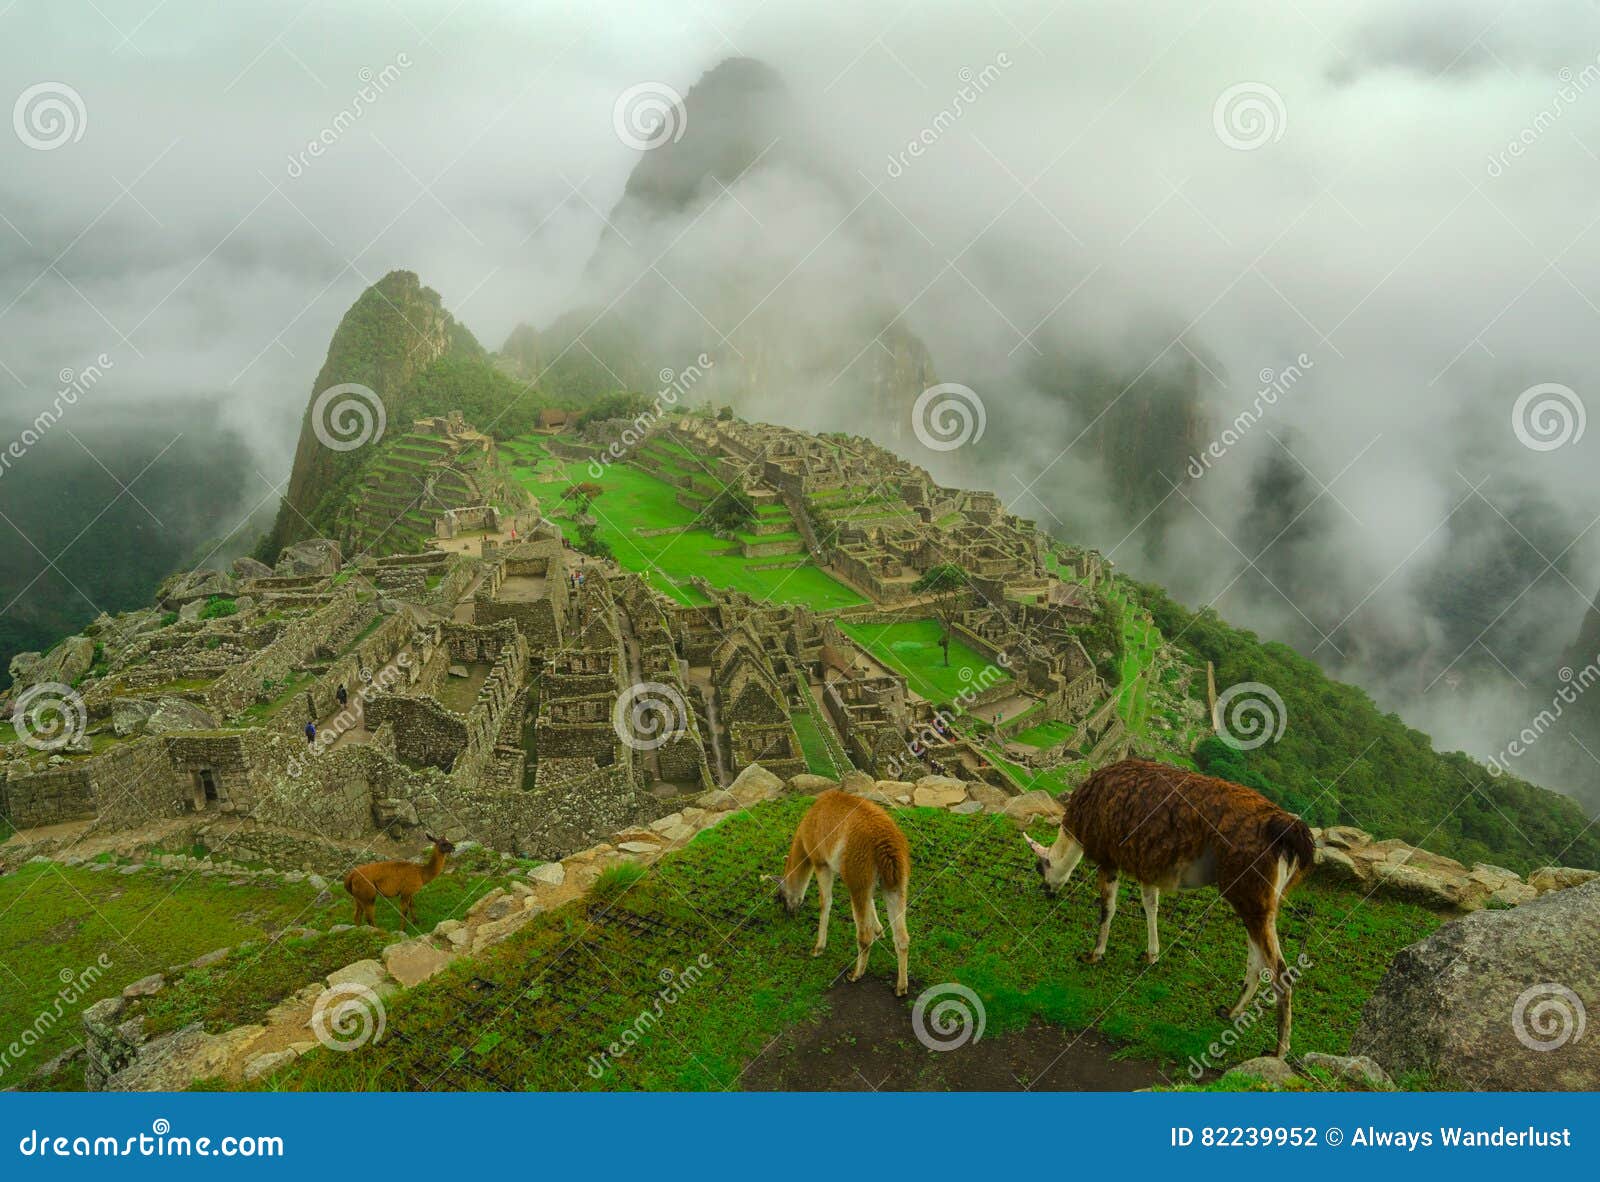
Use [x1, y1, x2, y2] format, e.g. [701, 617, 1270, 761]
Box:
[1079, 950, 1102, 965]
[811, 945, 825, 957]
[847, 968, 865, 982]
[895, 985, 908, 998]
[1215, 1005, 1233, 1020]
[1145, 951, 1159, 965]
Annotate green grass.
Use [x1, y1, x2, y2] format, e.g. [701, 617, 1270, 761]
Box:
[267, 800, 1444, 1092]
[504, 439, 865, 611]
[0, 855, 524, 1082]
[790, 711, 842, 777]
[840, 619, 1010, 703]
[1013, 720, 1076, 749]
[138, 927, 393, 1038]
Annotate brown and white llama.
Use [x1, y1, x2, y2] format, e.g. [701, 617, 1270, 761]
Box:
[772, 789, 912, 996]
[344, 834, 456, 928]
[1023, 759, 1315, 1057]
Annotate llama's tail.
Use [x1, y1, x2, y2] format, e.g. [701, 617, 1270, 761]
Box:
[1265, 814, 1317, 884]
[873, 834, 909, 893]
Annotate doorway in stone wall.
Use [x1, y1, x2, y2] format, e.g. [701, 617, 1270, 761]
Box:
[192, 768, 219, 810]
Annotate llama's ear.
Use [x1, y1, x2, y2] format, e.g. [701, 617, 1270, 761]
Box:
[1023, 833, 1050, 858]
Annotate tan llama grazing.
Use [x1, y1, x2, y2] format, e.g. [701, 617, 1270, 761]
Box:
[773, 789, 912, 996]
[344, 834, 456, 928]
[1023, 759, 1316, 1057]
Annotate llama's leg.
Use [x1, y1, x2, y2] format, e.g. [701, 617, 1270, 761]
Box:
[812, 865, 834, 956]
[782, 832, 814, 906]
[1085, 867, 1119, 963]
[1140, 883, 1161, 963]
[884, 887, 910, 997]
[847, 883, 875, 982]
[1262, 914, 1293, 1057]
[1223, 923, 1268, 1020]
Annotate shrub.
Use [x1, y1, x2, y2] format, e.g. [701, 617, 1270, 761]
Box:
[198, 597, 237, 620]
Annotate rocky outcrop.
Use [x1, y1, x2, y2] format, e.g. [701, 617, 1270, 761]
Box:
[275, 538, 341, 578]
[1352, 880, 1599, 1089]
[8, 635, 94, 692]
[1310, 825, 1580, 912]
[157, 569, 235, 609]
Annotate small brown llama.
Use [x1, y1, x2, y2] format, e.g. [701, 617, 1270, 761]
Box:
[344, 833, 456, 928]
[1024, 759, 1315, 1057]
[772, 789, 912, 996]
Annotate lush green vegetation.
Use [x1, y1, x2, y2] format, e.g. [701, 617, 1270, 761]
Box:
[840, 619, 1009, 703]
[503, 438, 864, 610]
[269, 800, 1443, 1091]
[139, 928, 392, 1039]
[0, 851, 529, 1081]
[1134, 579, 1600, 871]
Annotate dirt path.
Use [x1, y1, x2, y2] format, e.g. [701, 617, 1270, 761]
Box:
[739, 979, 1172, 1091]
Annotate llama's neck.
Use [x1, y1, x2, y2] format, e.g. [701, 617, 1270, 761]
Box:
[420, 847, 445, 883]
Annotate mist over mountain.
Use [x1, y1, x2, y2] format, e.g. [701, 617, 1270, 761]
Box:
[3, 2, 1598, 807]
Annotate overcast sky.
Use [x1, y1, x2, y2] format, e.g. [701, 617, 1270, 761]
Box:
[4, 0, 1600, 770]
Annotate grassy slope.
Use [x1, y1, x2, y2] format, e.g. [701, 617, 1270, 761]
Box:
[271, 800, 1441, 1092]
[1136, 580, 1600, 872]
[503, 438, 865, 611]
[0, 855, 524, 1080]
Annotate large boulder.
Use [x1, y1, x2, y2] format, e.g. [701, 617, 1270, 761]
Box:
[9, 636, 94, 691]
[276, 538, 341, 577]
[1528, 866, 1600, 895]
[230, 555, 274, 582]
[728, 763, 784, 805]
[1353, 879, 1599, 1089]
[157, 569, 235, 608]
[144, 697, 219, 735]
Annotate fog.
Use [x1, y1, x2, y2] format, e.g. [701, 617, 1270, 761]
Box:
[3, 0, 1599, 786]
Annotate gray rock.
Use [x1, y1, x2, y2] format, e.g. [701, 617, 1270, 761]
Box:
[1353, 879, 1600, 1089]
[1229, 1055, 1299, 1086]
[729, 763, 784, 805]
[1528, 866, 1600, 894]
[9, 635, 94, 691]
[121, 973, 165, 999]
[1002, 789, 1064, 824]
[189, 948, 230, 969]
[145, 696, 218, 735]
[527, 863, 566, 888]
[276, 539, 341, 578]
[112, 698, 158, 738]
[230, 556, 274, 582]
[241, 1049, 298, 1082]
[1300, 1051, 1392, 1090]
